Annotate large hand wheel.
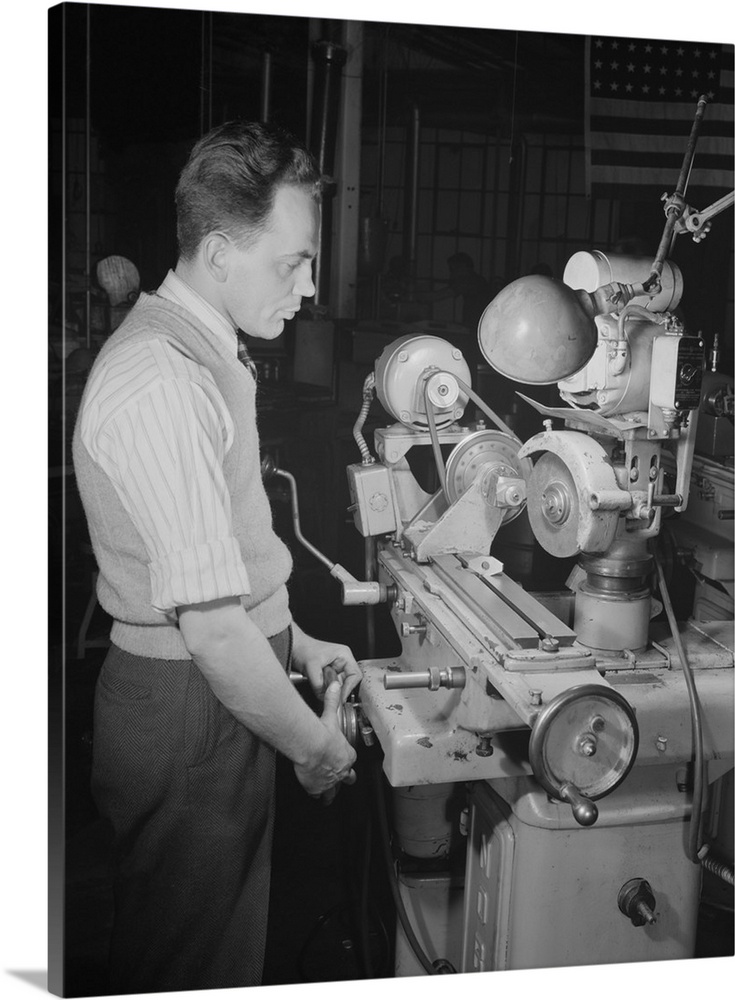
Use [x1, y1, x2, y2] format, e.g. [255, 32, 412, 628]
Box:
[528, 684, 639, 826]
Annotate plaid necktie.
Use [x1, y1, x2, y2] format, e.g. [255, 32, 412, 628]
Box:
[236, 332, 258, 382]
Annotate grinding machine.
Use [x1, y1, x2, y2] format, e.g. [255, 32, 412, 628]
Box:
[276, 104, 734, 976]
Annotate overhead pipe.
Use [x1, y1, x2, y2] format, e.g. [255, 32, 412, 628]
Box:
[199, 11, 213, 134]
[376, 37, 389, 219]
[309, 37, 348, 306]
[505, 134, 527, 280]
[260, 50, 273, 122]
[403, 103, 421, 278]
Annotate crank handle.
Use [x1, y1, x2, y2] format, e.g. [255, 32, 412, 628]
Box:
[559, 783, 598, 826]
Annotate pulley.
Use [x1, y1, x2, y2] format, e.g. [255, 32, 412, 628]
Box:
[444, 428, 532, 524]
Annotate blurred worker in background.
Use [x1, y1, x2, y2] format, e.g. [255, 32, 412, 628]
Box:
[418, 251, 494, 379]
[443, 251, 494, 331]
[418, 251, 493, 325]
[73, 120, 361, 994]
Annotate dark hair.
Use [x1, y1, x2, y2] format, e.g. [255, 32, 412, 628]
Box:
[448, 252, 474, 270]
[175, 120, 321, 260]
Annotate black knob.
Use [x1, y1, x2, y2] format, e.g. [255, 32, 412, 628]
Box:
[618, 878, 657, 927]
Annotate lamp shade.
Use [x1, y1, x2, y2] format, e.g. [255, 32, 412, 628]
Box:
[478, 275, 598, 385]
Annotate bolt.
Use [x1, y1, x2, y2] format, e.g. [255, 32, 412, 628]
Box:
[544, 419, 553, 432]
[591, 715, 606, 733]
[629, 467, 639, 483]
[400, 410, 411, 422]
[541, 637, 559, 653]
[437, 383, 449, 396]
[676, 766, 691, 792]
[656, 735, 668, 753]
[459, 807, 469, 836]
[398, 351, 408, 362]
[400, 622, 426, 636]
[476, 736, 494, 757]
[578, 736, 597, 757]
[530, 689, 543, 706]
[452, 349, 462, 360]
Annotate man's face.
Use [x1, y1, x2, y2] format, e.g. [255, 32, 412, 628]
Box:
[222, 184, 320, 340]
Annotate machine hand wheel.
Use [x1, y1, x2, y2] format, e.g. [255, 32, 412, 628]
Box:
[528, 684, 639, 826]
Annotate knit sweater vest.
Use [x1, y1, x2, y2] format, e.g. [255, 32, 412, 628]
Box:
[72, 293, 293, 659]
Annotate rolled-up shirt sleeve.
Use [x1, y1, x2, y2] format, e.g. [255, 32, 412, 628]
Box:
[87, 372, 251, 613]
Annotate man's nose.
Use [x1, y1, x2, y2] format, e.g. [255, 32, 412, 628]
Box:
[294, 264, 316, 299]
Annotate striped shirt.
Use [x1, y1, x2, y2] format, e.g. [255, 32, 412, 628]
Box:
[80, 270, 253, 613]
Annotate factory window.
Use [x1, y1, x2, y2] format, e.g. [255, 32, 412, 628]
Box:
[359, 125, 620, 324]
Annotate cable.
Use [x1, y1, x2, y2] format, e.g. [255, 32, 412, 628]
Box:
[296, 902, 355, 983]
[353, 372, 376, 465]
[371, 761, 457, 974]
[295, 788, 391, 984]
[654, 547, 706, 863]
[359, 810, 376, 978]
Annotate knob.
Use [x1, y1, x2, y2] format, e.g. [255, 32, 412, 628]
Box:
[559, 783, 598, 826]
[618, 878, 657, 927]
[400, 621, 427, 637]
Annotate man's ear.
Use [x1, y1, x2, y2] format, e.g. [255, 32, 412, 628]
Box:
[201, 232, 232, 283]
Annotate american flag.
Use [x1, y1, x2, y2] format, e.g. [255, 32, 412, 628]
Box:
[585, 35, 734, 198]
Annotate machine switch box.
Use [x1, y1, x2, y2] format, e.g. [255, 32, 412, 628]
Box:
[650, 336, 705, 411]
[347, 463, 397, 537]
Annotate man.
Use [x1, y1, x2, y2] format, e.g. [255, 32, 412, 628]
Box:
[443, 252, 494, 333]
[72, 120, 361, 993]
[418, 252, 493, 332]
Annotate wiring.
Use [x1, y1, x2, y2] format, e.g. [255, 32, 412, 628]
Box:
[353, 372, 376, 465]
[371, 761, 457, 974]
[654, 546, 706, 863]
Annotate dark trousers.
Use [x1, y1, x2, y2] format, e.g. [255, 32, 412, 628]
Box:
[91, 630, 292, 993]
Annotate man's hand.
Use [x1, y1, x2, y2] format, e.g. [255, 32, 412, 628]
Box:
[291, 623, 362, 702]
[293, 679, 357, 800]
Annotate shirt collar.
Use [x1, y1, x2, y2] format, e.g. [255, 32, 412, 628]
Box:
[157, 270, 238, 356]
